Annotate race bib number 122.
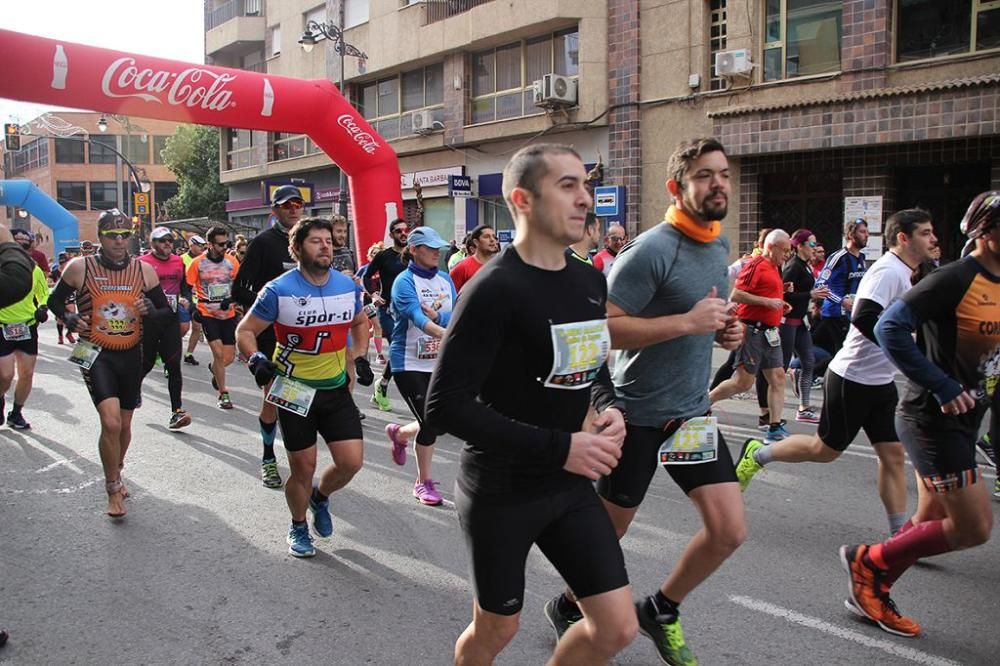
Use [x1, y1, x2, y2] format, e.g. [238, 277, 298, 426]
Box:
[543, 319, 610, 389]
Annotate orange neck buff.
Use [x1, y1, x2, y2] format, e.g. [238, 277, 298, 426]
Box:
[665, 205, 721, 243]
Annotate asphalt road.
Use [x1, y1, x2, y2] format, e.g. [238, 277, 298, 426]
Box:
[1, 334, 997, 665]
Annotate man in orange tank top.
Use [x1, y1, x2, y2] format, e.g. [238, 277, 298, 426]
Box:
[47, 210, 174, 519]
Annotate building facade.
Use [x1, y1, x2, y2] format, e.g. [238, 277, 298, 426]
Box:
[1, 112, 185, 256]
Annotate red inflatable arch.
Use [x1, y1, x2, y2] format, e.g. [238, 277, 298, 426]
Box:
[0, 29, 402, 262]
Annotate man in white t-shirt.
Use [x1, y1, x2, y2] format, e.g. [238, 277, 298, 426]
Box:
[734, 209, 938, 536]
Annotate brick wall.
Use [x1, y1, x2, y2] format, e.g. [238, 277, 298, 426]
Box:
[606, 0, 641, 236]
[840, 0, 891, 92]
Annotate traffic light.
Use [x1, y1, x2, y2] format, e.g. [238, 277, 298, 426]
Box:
[4, 123, 20, 152]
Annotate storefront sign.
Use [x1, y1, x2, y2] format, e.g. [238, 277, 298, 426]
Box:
[449, 175, 472, 198]
[401, 167, 463, 190]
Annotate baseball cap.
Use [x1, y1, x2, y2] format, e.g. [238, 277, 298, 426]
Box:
[150, 226, 174, 240]
[407, 226, 448, 250]
[80, 240, 95, 249]
[189, 235, 207, 245]
[11, 228, 32, 239]
[271, 185, 304, 206]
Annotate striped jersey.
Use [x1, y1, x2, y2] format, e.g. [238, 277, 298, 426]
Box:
[76, 256, 146, 351]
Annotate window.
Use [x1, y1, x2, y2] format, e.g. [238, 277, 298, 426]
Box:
[123, 135, 149, 164]
[271, 132, 307, 161]
[763, 0, 841, 81]
[10, 139, 48, 175]
[226, 128, 258, 170]
[54, 138, 85, 163]
[709, 0, 728, 90]
[270, 25, 281, 57]
[357, 64, 445, 140]
[896, 1, 1000, 62]
[480, 198, 514, 233]
[89, 182, 119, 210]
[153, 181, 179, 213]
[89, 134, 118, 164]
[304, 5, 327, 42]
[153, 136, 168, 164]
[345, 0, 369, 28]
[56, 181, 86, 211]
[470, 28, 579, 125]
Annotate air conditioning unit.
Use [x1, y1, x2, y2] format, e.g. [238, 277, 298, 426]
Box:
[533, 73, 578, 108]
[412, 109, 437, 133]
[715, 49, 753, 77]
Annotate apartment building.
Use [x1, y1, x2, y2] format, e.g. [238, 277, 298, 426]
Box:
[1, 112, 184, 256]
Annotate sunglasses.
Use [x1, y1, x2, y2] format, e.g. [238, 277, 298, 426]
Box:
[608, 236, 625, 242]
[153, 236, 174, 243]
[100, 230, 132, 240]
[278, 200, 303, 210]
[807, 241, 817, 247]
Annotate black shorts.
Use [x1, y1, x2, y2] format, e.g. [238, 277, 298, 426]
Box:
[0, 323, 38, 357]
[393, 370, 442, 446]
[277, 383, 363, 452]
[201, 317, 237, 345]
[81, 346, 143, 410]
[896, 415, 980, 493]
[597, 422, 737, 506]
[817, 371, 898, 452]
[455, 480, 628, 616]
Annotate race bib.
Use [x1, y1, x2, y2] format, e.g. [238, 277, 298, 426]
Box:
[658, 417, 718, 465]
[2, 322, 31, 341]
[764, 327, 781, 347]
[166, 294, 178, 312]
[68, 339, 101, 370]
[207, 283, 231, 301]
[266, 375, 317, 417]
[416, 335, 440, 360]
[543, 319, 610, 389]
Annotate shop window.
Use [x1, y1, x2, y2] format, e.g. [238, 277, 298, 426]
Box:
[896, 1, 1000, 62]
[470, 27, 579, 125]
[762, 0, 841, 81]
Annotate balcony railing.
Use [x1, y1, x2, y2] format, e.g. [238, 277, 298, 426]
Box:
[205, 0, 262, 31]
[422, 0, 495, 25]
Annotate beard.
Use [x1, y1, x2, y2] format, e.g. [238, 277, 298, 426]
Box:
[699, 191, 728, 220]
[303, 255, 332, 272]
[854, 234, 868, 249]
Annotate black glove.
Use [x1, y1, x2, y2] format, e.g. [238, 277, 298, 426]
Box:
[248, 352, 278, 387]
[354, 356, 374, 386]
[192, 308, 204, 324]
[34, 305, 49, 324]
[219, 298, 232, 311]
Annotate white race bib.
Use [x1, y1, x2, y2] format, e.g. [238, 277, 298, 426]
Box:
[68, 340, 101, 370]
[657, 417, 719, 465]
[416, 335, 441, 360]
[166, 294, 178, 312]
[265, 375, 317, 417]
[765, 327, 781, 347]
[543, 319, 610, 389]
[2, 322, 31, 341]
[207, 283, 231, 301]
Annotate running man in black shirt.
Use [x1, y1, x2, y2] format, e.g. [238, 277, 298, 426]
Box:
[233, 185, 302, 488]
[426, 144, 636, 664]
[841, 191, 999, 637]
[364, 219, 408, 411]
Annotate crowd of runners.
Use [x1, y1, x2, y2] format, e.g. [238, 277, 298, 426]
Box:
[1, 138, 997, 664]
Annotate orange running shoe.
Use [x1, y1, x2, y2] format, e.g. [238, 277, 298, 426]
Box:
[839, 544, 922, 637]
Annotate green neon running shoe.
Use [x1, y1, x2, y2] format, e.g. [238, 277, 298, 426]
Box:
[635, 598, 697, 666]
[370, 384, 391, 412]
[735, 438, 765, 492]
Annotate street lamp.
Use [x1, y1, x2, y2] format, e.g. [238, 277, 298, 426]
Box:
[299, 19, 367, 221]
[97, 115, 108, 133]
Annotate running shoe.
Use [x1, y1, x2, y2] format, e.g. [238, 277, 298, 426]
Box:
[309, 488, 334, 538]
[261, 459, 282, 489]
[764, 424, 790, 442]
[6, 411, 30, 430]
[635, 598, 697, 666]
[992, 477, 999, 500]
[795, 408, 820, 424]
[757, 415, 787, 431]
[386, 423, 407, 466]
[839, 544, 921, 637]
[184, 353, 199, 366]
[58, 334, 64, 345]
[789, 368, 800, 399]
[811, 376, 823, 389]
[735, 438, 765, 492]
[287, 522, 316, 558]
[168, 409, 192, 430]
[356, 405, 366, 421]
[413, 479, 443, 506]
[217, 391, 232, 409]
[209, 362, 218, 390]
[66, 332, 76, 344]
[370, 384, 391, 412]
[975, 433, 997, 468]
[543, 595, 582, 641]
[375, 353, 386, 365]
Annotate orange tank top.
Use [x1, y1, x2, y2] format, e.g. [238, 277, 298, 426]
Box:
[76, 256, 145, 350]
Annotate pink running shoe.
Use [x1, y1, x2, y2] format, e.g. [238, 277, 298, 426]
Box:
[413, 479, 443, 506]
[385, 423, 407, 466]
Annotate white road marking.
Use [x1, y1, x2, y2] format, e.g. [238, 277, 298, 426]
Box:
[729, 595, 963, 666]
[15, 437, 85, 475]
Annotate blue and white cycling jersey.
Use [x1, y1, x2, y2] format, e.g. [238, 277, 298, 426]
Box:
[389, 265, 456, 373]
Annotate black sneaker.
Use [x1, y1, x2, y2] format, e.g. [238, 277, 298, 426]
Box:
[168, 410, 192, 430]
[975, 433, 997, 468]
[757, 414, 787, 432]
[635, 597, 697, 666]
[543, 595, 582, 641]
[7, 410, 30, 430]
[184, 354, 199, 366]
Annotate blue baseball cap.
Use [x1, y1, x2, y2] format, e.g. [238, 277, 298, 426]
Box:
[407, 226, 448, 249]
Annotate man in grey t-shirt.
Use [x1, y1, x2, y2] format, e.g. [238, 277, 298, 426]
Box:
[558, 138, 745, 666]
[330, 215, 358, 276]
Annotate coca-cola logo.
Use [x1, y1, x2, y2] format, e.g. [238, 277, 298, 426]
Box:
[337, 114, 379, 154]
[101, 57, 236, 111]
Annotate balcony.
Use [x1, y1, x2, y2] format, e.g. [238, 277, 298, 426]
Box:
[205, 0, 265, 57]
[422, 0, 496, 25]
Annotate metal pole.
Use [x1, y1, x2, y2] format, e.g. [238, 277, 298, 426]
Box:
[337, 35, 348, 221]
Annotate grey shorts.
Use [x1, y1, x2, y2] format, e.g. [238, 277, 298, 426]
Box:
[736, 325, 783, 374]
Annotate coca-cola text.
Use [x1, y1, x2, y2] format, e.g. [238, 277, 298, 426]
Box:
[101, 57, 236, 111]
